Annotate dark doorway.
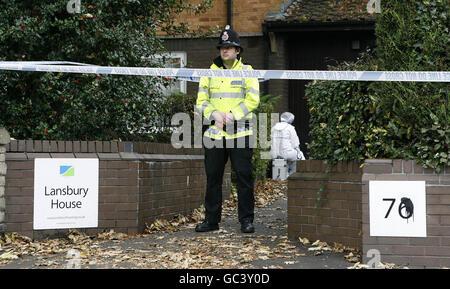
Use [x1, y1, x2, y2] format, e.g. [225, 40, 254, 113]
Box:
[288, 30, 375, 157]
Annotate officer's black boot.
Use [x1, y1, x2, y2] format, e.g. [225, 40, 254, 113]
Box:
[240, 220, 255, 233]
[195, 220, 219, 232]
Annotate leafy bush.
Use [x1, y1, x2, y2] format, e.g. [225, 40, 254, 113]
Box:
[252, 94, 280, 183]
[307, 53, 392, 163]
[151, 91, 197, 143]
[0, 0, 211, 141]
[306, 0, 449, 172]
[373, 0, 449, 170]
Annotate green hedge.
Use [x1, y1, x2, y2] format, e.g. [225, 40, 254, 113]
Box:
[306, 0, 449, 172]
[252, 94, 280, 183]
[0, 1, 212, 141]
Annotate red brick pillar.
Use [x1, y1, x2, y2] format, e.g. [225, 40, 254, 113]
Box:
[362, 159, 450, 268]
[0, 128, 11, 232]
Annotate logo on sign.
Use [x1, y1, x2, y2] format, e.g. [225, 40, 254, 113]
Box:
[60, 165, 74, 177]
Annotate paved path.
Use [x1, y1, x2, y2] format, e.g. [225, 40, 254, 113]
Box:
[0, 192, 357, 269]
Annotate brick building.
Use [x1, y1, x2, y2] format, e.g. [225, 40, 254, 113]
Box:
[161, 0, 377, 156]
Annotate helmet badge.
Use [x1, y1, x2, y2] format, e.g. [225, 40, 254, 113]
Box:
[222, 31, 229, 41]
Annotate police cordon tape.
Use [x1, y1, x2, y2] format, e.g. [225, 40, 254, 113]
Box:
[0, 61, 97, 66]
[0, 61, 449, 82]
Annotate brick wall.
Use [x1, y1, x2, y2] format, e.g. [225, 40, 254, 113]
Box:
[162, 0, 285, 35]
[138, 160, 210, 232]
[232, 0, 285, 33]
[4, 140, 230, 239]
[0, 128, 11, 233]
[288, 160, 363, 249]
[288, 159, 450, 268]
[362, 159, 450, 269]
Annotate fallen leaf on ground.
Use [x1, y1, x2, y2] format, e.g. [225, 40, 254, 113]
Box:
[97, 230, 128, 240]
[0, 251, 19, 260]
[298, 237, 310, 245]
[344, 252, 360, 263]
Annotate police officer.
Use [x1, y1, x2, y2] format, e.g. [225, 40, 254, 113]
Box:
[195, 25, 260, 233]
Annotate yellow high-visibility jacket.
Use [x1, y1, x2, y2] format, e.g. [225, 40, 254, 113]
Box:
[196, 56, 260, 140]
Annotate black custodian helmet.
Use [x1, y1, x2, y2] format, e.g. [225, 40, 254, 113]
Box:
[217, 25, 243, 53]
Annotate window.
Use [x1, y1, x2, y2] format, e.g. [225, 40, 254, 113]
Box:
[143, 51, 187, 95]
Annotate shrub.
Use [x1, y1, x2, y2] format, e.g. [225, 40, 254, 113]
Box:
[0, 0, 212, 141]
[306, 53, 393, 163]
[373, 0, 449, 170]
[306, 0, 449, 172]
[152, 91, 197, 143]
[252, 94, 280, 183]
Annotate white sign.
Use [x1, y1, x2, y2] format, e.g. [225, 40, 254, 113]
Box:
[369, 181, 426, 237]
[33, 158, 98, 230]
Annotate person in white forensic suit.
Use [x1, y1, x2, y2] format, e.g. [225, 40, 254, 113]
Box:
[270, 112, 305, 178]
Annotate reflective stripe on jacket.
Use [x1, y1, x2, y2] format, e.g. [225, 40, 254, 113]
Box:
[196, 57, 260, 140]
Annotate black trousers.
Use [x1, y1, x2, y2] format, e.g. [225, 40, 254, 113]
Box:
[204, 136, 254, 224]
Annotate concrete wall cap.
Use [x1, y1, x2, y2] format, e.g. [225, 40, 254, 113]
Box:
[364, 159, 393, 164]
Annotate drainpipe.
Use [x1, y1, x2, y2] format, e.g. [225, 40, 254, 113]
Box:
[262, 23, 270, 96]
[227, 0, 232, 26]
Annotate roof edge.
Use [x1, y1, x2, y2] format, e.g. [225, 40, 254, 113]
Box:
[263, 19, 376, 33]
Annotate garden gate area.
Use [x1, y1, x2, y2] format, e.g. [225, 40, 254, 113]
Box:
[1, 134, 449, 268]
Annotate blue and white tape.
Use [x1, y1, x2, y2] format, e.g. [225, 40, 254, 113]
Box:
[0, 61, 448, 82]
[0, 61, 97, 66]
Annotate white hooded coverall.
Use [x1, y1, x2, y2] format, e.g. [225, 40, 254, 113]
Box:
[270, 112, 304, 177]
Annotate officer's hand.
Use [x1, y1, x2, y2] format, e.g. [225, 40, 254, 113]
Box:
[224, 113, 234, 125]
[212, 111, 225, 129]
